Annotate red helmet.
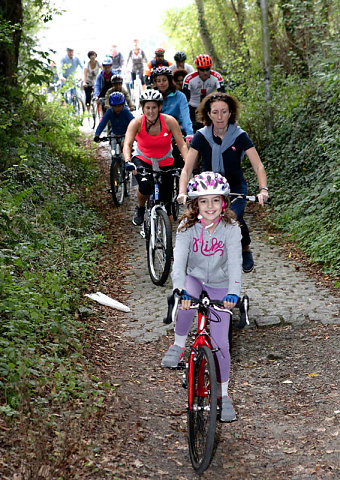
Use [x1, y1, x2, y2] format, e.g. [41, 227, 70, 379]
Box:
[195, 54, 212, 68]
[155, 48, 165, 55]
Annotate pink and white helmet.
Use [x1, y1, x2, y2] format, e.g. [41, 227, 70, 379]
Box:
[187, 171, 230, 198]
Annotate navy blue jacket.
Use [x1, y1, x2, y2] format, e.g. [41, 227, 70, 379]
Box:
[95, 106, 134, 137]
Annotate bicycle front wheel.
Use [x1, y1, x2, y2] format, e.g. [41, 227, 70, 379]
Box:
[147, 207, 172, 286]
[124, 170, 132, 197]
[90, 100, 98, 129]
[188, 345, 218, 474]
[110, 158, 125, 206]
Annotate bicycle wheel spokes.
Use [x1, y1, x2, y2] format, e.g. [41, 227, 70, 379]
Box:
[188, 345, 217, 474]
[147, 207, 172, 286]
[110, 159, 125, 206]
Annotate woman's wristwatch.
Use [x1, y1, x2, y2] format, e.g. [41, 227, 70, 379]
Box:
[260, 186, 269, 191]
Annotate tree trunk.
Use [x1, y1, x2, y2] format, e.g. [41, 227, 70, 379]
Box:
[0, 0, 23, 87]
[194, 0, 223, 71]
[260, 0, 272, 132]
[229, 0, 250, 62]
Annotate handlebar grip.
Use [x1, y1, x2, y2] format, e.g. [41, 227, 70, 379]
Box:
[163, 289, 181, 324]
[163, 293, 176, 324]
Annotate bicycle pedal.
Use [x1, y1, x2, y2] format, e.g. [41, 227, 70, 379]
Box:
[176, 361, 186, 370]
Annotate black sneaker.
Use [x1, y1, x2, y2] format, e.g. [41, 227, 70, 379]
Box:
[242, 250, 254, 273]
[132, 206, 145, 226]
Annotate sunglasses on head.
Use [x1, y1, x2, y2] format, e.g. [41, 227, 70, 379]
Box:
[198, 67, 210, 72]
[209, 94, 227, 101]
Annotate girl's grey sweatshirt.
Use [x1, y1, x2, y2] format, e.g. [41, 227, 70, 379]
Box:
[171, 220, 242, 296]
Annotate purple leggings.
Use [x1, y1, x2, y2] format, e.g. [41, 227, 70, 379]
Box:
[175, 275, 231, 382]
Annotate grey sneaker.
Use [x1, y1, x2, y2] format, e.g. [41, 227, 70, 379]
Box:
[161, 344, 185, 368]
[220, 396, 236, 422]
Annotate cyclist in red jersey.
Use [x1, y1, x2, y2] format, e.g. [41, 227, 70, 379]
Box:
[123, 89, 188, 226]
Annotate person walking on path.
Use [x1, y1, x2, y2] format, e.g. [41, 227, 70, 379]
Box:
[83, 50, 101, 112]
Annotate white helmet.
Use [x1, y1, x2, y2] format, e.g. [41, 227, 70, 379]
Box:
[187, 172, 230, 198]
[140, 89, 163, 104]
[102, 56, 113, 66]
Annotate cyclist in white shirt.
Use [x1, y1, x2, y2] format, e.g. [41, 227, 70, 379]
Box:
[183, 54, 225, 131]
[169, 51, 194, 74]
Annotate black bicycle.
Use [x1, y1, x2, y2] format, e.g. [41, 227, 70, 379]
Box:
[89, 93, 100, 130]
[137, 167, 181, 286]
[98, 135, 131, 206]
[63, 79, 85, 117]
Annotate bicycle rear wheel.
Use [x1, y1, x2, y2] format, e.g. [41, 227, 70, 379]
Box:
[147, 207, 172, 286]
[73, 95, 85, 117]
[188, 345, 217, 474]
[110, 157, 125, 206]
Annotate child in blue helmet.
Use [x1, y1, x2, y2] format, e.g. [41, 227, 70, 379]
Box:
[162, 171, 242, 422]
[94, 92, 134, 140]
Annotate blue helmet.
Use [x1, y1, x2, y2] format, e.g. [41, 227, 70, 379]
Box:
[109, 92, 125, 106]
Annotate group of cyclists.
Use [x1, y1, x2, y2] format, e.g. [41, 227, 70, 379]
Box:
[90, 46, 269, 424]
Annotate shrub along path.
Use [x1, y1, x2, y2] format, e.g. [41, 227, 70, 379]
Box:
[76, 143, 339, 480]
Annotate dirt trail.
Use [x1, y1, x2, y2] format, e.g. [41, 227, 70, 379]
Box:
[79, 144, 340, 480]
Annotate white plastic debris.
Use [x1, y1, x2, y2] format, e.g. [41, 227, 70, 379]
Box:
[85, 292, 130, 313]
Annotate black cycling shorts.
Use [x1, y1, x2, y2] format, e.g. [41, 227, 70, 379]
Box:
[131, 71, 145, 85]
[132, 157, 174, 214]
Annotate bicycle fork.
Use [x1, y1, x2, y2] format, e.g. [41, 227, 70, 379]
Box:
[186, 330, 212, 411]
[149, 204, 167, 249]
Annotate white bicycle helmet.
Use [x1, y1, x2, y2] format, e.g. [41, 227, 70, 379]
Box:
[102, 56, 113, 66]
[140, 89, 163, 104]
[187, 172, 230, 198]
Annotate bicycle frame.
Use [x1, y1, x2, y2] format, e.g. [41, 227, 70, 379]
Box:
[110, 135, 123, 158]
[187, 306, 214, 411]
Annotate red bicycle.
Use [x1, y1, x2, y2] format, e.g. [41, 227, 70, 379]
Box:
[164, 289, 248, 473]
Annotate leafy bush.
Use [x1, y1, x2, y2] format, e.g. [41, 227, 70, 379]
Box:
[0, 98, 105, 413]
[250, 49, 340, 277]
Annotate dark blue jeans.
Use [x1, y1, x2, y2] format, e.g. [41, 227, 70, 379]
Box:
[230, 181, 250, 248]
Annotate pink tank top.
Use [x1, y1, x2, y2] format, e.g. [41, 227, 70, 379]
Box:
[136, 114, 173, 167]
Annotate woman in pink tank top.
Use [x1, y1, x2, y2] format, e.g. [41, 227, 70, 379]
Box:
[123, 89, 188, 226]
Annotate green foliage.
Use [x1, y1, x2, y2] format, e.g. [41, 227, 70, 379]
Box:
[0, 97, 105, 413]
[255, 46, 340, 275]
[162, 6, 202, 61]
[163, 1, 339, 278]
[0, 17, 20, 45]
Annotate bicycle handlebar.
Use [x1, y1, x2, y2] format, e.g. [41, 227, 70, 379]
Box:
[97, 134, 125, 142]
[136, 166, 181, 177]
[163, 289, 232, 325]
[229, 192, 271, 204]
